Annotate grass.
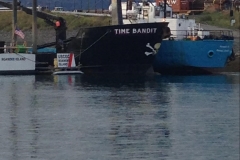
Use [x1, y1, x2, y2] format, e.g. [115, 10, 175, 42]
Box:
[193, 9, 240, 29]
[0, 9, 239, 31]
[0, 11, 111, 31]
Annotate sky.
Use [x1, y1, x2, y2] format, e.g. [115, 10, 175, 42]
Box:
[20, 0, 116, 10]
[0, 0, 157, 11]
[17, 0, 155, 11]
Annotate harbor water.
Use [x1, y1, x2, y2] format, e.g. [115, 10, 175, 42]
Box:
[0, 73, 239, 160]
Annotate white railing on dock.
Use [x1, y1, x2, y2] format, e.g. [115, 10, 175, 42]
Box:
[0, 46, 33, 54]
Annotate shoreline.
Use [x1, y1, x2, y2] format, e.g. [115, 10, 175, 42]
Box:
[218, 55, 240, 72]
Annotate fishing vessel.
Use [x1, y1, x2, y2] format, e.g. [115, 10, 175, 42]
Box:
[66, 22, 170, 74]
[117, 0, 235, 75]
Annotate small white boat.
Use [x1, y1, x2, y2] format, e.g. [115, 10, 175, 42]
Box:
[0, 42, 36, 75]
[53, 70, 83, 75]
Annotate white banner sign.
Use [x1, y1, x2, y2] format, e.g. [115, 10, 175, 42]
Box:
[57, 53, 76, 68]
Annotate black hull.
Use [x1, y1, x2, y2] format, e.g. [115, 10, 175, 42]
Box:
[0, 70, 36, 75]
[80, 64, 153, 75]
[67, 22, 169, 74]
[154, 67, 214, 75]
[35, 54, 56, 70]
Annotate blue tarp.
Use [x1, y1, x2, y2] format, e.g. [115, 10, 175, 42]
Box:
[28, 47, 56, 53]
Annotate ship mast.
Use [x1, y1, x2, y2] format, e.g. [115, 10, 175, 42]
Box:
[127, 0, 132, 11]
[164, 0, 166, 18]
[32, 0, 37, 53]
[111, 0, 123, 25]
[12, 0, 17, 47]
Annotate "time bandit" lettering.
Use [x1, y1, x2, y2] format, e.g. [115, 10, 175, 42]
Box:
[114, 28, 157, 35]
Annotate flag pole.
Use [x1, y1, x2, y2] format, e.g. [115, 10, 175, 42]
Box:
[32, 0, 37, 54]
[12, 0, 17, 49]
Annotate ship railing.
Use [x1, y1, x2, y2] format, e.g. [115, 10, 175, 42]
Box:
[0, 42, 33, 54]
[205, 30, 234, 40]
[168, 30, 234, 41]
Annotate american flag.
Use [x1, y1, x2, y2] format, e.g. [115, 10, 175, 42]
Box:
[14, 27, 25, 39]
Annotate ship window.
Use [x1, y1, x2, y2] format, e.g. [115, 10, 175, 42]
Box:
[166, 11, 171, 17]
[155, 7, 160, 16]
[143, 10, 148, 16]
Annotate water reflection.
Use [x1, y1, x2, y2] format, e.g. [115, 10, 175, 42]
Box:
[154, 74, 240, 84]
[0, 73, 238, 160]
[78, 74, 150, 88]
[108, 106, 171, 159]
[33, 73, 239, 88]
[9, 82, 18, 160]
[29, 104, 40, 159]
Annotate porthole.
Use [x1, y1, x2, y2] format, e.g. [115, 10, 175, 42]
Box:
[208, 51, 214, 58]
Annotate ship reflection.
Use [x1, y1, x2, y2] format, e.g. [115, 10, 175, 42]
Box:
[5, 76, 39, 159]
[154, 74, 239, 84]
[34, 72, 239, 87]
[9, 83, 18, 160]
[78, 74, 151, 88]
[108, 102, 171, 159]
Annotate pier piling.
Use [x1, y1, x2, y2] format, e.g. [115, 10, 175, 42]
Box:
[32, 0, 37, 54]
[111, 0, 123, 25]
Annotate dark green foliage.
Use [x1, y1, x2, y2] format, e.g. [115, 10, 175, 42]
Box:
[200, 15, 212, 21]
[0, 11, 111, 31]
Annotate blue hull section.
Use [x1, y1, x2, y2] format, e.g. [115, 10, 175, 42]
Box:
[153, 40, 234, 74]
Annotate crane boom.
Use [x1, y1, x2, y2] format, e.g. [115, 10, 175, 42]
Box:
[19, 4, 64, 26]
[0, 1, 63, 26]
[0, 0, 68, 52]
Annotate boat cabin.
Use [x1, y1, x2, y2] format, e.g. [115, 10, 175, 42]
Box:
[115, 2, 210, 40]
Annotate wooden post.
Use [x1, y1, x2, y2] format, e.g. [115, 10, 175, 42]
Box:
[12, 0, 17, 48]
[164, 0, 166, 18]
[220, 0, 221, 10]
[32, 0, 37, 54]
[88, 0, 90, 12]
[111, 0, 123, 25]
[73, 0, 75, 10]
[101, 0, 103, 13]
[80, 0, 82, 10]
